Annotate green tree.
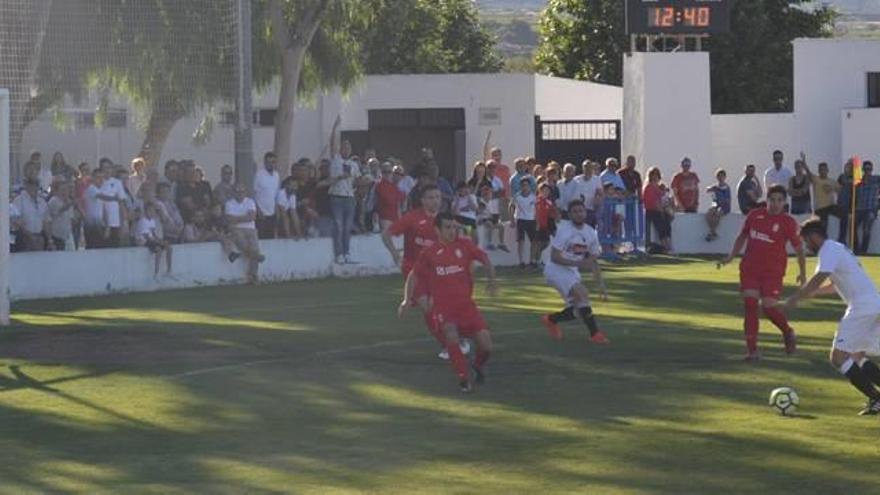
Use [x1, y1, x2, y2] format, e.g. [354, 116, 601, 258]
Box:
[535, 0, 836, 113]
[359, 0, 502, 75]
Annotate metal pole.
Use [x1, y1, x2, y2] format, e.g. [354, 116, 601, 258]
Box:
[234, 0, 255, 190]
[0, 89, 10, 325]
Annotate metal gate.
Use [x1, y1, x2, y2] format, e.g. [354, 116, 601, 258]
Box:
[534, 117, 621, 172]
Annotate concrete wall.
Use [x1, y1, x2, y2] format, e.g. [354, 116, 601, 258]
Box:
[794, 38, 880, 168]
[534, 75, 623, 121]
[841, 108, 880, 166]
[710, 113, 800, 175]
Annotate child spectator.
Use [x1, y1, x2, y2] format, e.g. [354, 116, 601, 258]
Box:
[452, 182, 479, 243]
[48, 181, 78, 250]
[705, 169, 731, 242]
[510, 177, 538, 268]
[477, 184, 502, 250]
[276, 177, 302, 238]
[534, 182, 558, 267]
[135, 202, 173, 279]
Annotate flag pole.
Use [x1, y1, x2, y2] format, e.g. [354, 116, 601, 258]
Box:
[850, 156, 861, 251]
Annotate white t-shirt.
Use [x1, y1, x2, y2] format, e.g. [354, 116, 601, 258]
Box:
[225, 197, 257, 230]
[12, 193, 48, 234]
[478, 197, 499, 220]
[574, 175, 603, 210]
[329, 155, 361, 197]
[513, 193, 536, 221]
[489, 176, 505, 195]
[100, 177, 125, 227]
[454, 194, 478, 220]
[817, 240, 880, 315]
[48, 196, 74, 240]
[764, 166, 794, 192]
[549, 220, 602, 273]
[557, 178, 580, 211]
[254, 168, 281, 216]
[84, 184, 104, 225]
[136, 216, 159, 242]
[276, 189, 297, 212]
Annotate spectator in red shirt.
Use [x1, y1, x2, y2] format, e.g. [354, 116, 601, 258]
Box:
[535, 182, 559, 265]
[643, 167, 672, 254]
[671, 157, 701, 213]
[375, 161, 406, 231]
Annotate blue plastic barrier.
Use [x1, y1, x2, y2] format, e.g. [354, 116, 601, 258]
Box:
[597, 196, 645, 260]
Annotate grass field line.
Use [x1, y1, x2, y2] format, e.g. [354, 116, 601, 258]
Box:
[167, 328, 535, 380]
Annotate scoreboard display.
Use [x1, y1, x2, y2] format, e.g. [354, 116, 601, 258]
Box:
[626, 0, 732, 35]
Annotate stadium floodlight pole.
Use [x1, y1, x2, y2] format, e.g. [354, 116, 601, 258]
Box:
[234, 0, 255, 191]
[0, 89, 10, 325]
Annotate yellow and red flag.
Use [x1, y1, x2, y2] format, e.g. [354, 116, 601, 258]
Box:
[853, 156, 863, 186]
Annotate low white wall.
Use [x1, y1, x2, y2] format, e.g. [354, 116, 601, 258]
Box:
[10, 230, 524, 302]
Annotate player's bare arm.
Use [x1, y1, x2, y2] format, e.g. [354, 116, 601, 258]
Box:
[718, 231, 748, 268]
[783, 272, 831, 311]
[399, 270, 416, 317]
[587, 257, 609, 301]
[550, 247, 582, 268]
[795, 244, 807, 286]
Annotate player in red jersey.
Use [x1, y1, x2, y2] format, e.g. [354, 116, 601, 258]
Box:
[718, 185, 806, 360]
[405, 212, 498, 393]
[382, 185, 468, 358]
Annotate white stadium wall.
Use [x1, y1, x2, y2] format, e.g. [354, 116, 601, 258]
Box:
[710, 113, 800, 175]
[534, 75, 623, 121]
[841, 108, 880, 167]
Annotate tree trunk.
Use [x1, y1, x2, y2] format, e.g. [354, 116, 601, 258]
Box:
[273, 45, 307, 178]
[140, 107, 183, 170]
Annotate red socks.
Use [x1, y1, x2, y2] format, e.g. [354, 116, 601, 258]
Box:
[763, 306, 793, 335]
[744, 298, 759, 354]
[475, 350, 491, 369]
[446, 342, 469, 380]
[424, 311, 445, 346]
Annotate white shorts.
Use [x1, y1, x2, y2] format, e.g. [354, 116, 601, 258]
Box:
[544, 262, 582, 305]
[833, 311, 880, 355]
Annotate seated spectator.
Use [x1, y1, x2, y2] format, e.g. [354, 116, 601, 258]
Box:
[225, 184, 265, 284]
[452, 181, 479, 243]
[129, 157, 147, 199]
[276, 177, 303, 238]
[736, 164, 762, 214]
[160, 160, 180, 198]
[183, 209, 235, 257]
[48, 181, 78, 251]
[156, 182, 185, 243]
[213, 164, 236, 210]
[12, 179, 50, 251]
[50, 152, 76, 183]
[643, 167, 672, 254]
[375, 162, 406, 232]
[135, 201, 173, 279]
[705, 169, 731, 242]
[177, 160, 213, 224]
[671, 157, 700, 213]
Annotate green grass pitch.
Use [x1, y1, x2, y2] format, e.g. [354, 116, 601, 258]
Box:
[1, 256, 878, 494]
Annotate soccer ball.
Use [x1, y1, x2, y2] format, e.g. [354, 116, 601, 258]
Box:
[769, 387, 799, 416]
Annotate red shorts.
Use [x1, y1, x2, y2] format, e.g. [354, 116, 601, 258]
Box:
[433, 301, 488, 337]
[740, 269, 784, 299]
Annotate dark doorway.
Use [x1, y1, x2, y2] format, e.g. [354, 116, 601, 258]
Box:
[534, 117, 621, 172]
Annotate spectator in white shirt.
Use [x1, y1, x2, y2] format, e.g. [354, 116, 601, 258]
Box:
[328, 115, 361, 264]
[225, 183, 265, 284]
[276, 177, 302, 238]
[135, 202, 173, 279]
[12, 180, 50, 251]
[48, 181, 78, 251]
[129, 157, 147, 199]
[254, 151, 281, 239]
[509, 177, 538, 268]
[764, 149, 794, 194]
[575, 160, 604, 227]
[83, 170, 107, 248]
[557, 163, 580, 217]
[98, 162, 127, 248]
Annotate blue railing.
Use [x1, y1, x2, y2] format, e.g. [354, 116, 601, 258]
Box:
[597, 196, 644, 259]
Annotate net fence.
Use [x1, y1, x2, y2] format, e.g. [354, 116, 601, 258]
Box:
[0, 0, 239, 181]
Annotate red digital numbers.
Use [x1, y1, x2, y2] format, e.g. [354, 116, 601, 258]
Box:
[682, 7, 697, 26]
[650, 7, 675, 27]
[649, 5, 711, 28]
[697, 7, 710, 26]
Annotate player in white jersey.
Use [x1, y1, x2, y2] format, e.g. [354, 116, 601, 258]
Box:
[541, 200, 610, 344]
[783, 219, 880, 415]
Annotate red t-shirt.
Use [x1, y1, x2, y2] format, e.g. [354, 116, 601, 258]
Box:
[740, 207, 801, 275]
[643, 183, 663, 211]
[535, 197, 557, 231]
[375, 179, 405, 222]
[671, 172, 700, 210]
[388, 208, 438, 273]
[414, 238, 489, 310]
[496, 164, 512, 198]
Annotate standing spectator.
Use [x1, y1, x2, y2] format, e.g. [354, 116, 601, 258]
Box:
[135, 202, 173, 279]
[225, 184, 264, 284]
[477, 185, 501, 250]
[452, 181, 479, 242]
[837, 160, 854, 244]
[395, 162, 416, 201]
[736, 164, 763, 214]
[600, 158, 626, 191]
[534, 182, 558, 265]
[467, 161, 491, 193]
[48, 181, 77, 250]
[643, 167, 672, 254]
[789, 160, 812, 215]
[156, 182, 184, 243]
[811, 161, 839, 229]
[83, 170, 106, 249]
[575, 160, 604, 227]
[254, 151, 281, 239]
[213, 164, 236, 210]
[375, 162, 406, 231]
[50, 152, 76, 182]
[33, 151, 54, 196]
[73, 161, 92, 249]
[510, 177, 538, 268]
[328, 116, 360, 263]
[99, 162, 127, 248]
[160, 160, 180, 199]
[129, 157, 147, 199]
[705, 169, 731, 242]
[12, 180, 50, 251]
[276, 177, 302, 238]
[483, 163, 508, 252]
[10, 191, 21, 252]
[532, 162, 546, 181]
[557, 163, 580, 217]
[510, 157, 537, 196]
[356, 157, 380, 232]
[542, 163, 561, 203]
[764, 149, 793, 194]
[854, 161, 880, 254]
[176, 161, 212, 223]
[671, 157, 701, 213]
[483, 130, 512, 200]
[619, 155, 643, 199]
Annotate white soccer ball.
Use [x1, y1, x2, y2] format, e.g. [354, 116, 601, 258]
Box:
[769, 387, 799, 416]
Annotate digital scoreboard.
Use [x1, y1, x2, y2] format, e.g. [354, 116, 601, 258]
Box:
[625, 0, 732, 35]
